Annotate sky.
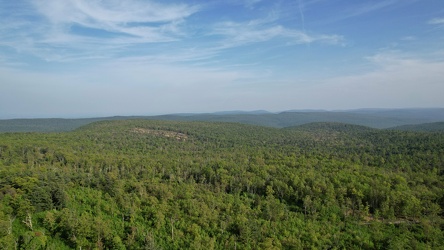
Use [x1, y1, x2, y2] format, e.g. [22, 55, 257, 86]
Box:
[1, 0, 444, 118]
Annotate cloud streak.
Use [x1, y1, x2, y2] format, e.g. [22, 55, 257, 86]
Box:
[0, 0, 343, 65]
[32, 0, 199, 35]
[244, 0, 262, 8]
[319, 0, 419, 23]
[428, 18, 444, 25]
[0, 0, 200, 62]
[211, 18, 343, 49]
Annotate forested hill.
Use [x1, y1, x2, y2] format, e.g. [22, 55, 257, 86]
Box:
[1, 108, 444, 132]
[390, 122, 444, 132]
[0, 120, 443, 249]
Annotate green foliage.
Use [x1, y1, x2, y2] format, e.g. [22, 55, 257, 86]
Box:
[0, 120, 443, 249]
[390, 121, 444, 132]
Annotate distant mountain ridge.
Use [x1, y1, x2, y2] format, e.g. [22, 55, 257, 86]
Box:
[210, 110, 272, 115]
[389, 122, 444, 132]
[1, 108, 444, 133]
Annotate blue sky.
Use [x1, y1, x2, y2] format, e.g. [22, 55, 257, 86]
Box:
[1, 0, 444, 118]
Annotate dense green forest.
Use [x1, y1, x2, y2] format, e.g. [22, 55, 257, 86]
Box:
[0, 120, 443, 249]
[390, 122, 444, 132]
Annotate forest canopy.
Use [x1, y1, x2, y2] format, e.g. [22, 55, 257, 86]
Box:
[0, 120, 443, 249]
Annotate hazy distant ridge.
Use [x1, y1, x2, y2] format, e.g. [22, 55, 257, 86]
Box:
[389, 122, 444, 132]
[1, 108, 444, 132]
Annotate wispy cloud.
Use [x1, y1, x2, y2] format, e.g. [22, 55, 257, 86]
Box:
[0, 0, 200, 62]
[32, 0, 199, 35]
[211, 18, 343, 49]
[323, 0, 419, 23]
[344, 0, 397, 17]
[244, 0, 262, 8]
[0, 0, 347, 66]
[428, 18, 444, 25]
[298, 0, 306, 33]
[400, 36, 416, 41]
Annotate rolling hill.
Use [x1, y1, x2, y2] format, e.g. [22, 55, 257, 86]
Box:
[0, 119, 443, 249]
[1, 108, 444, 132]
[389, 121, 444, 132]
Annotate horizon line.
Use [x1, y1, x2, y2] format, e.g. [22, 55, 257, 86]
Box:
[1, 107, 444, 120]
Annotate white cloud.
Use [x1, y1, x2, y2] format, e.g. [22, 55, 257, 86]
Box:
[0, 0, 345, 65]
[345, 0, 397, 17]
[428, 18, 444, 25]
[33, 0, 198, 27]
[244, 0, 262, 8]
[323, 0, 420, 23]
[35, 0, 199, 42]
[0, 0, 200, 62]
[211, 19, 343, 48]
